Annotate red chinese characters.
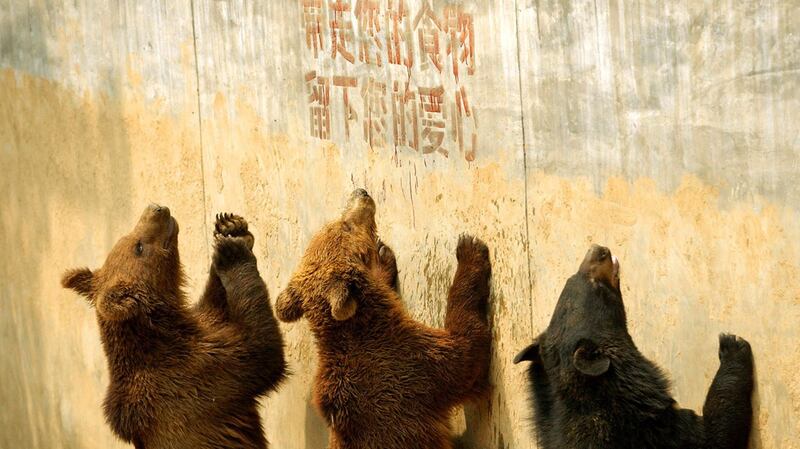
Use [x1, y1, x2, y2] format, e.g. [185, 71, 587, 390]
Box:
[299, 1, 479, 160]
[333, 76, 358, 139]
[302, 0, 325, 59]
[361, 77, 388, 147]
[354, 0, 383, 66]
[390, 81, 419, 151]
[418, 86, 447, 156]
[305, 71, 331, 140]
[412, 1, 443, 72]
[453, 86, 476, 161]
[330, 0, 355, 63]
[386, 0, 413, 69]
[443, 6, 475, 81]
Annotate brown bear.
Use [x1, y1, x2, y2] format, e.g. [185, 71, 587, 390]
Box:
[62, 205, 286, 449]
[276, 189, 492, 449]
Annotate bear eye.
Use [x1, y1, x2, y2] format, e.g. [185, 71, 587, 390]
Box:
[135, 241, 144, 256]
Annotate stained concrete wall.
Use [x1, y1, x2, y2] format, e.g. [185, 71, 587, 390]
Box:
[0, 1, 797, 448]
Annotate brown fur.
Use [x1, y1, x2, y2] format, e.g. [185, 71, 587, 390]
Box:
[62, 205, 286, 449]
[578, 244, 620, 290]
[276, 189, 492, 449]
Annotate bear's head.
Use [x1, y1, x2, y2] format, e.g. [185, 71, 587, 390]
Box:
[62, 204, 181, 322]
[276, 189, 378, 324]
[515, 244, 624, 377]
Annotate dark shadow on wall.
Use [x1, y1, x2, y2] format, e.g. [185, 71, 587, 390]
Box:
[749, 357, 763, 448]
[0, 73, 135, 447]
[453, 286, 519, 449]
[0, 3, 134, 446]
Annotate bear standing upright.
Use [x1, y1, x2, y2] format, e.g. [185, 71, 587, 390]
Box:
[62, 205, 286, 449]
[276, 189, 493, 449]
[514, 244, 754, 449]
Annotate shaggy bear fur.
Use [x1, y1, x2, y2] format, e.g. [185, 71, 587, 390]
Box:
[514, 245, 754, 449]
[62, 205, 286, 449]
[276, 189, 492, 449]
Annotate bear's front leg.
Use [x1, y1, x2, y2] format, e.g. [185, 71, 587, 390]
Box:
[212, 217, 287, 393]
[196, 213, 255, 318]
[213, 234, 257, 276]
[211, 213, 259, 301]
[432, 234, 492, 403]
[703, 333, 754, 449]
[445, 234, 491, 328]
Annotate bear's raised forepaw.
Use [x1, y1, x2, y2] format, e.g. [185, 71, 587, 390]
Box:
[377, 240, 397, 270]
[377, 240, 399, 289]
[214, 213, 254, 250]
[718, 333, 752, 364]
[456, 234, 490, 268]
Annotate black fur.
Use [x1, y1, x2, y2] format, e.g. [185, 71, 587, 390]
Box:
[515, 245, 754, 449]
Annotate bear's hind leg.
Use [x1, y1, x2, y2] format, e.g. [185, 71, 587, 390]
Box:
[703, 333, 754, 449]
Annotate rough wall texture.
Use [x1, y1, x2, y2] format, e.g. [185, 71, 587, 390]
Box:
[0, 1, 797, 448]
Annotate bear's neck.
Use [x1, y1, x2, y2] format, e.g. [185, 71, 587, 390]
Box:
[313, 288, 412, 354]
[560, 345, 675, 418]
[100, 297, 198, 377]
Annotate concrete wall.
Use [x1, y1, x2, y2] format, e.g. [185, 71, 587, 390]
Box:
[1, 1, 797, 448]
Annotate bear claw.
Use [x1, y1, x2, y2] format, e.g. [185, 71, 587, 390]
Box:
[718, 333, 752, 363]
[456, 233, 490, 264]
[214, 213, 248, 236]
[376, 240, 399, 287]
[377, 240, 396, 265]
[214, 213, 254, 250]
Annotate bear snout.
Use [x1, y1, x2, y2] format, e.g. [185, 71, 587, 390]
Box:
[133, 204, 178, 249]
[147, 203, 171, 217]
[343, 189, 377, 228]
[579, 244, 620, 289]
[351, 188, 371, 199]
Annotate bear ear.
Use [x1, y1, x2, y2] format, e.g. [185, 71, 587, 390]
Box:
[62, 267, 95, 303]
[276, 281, 305, 322]
[572, 339, 610, 376]
[513, 340, 541, 364]
[327, 281, 356, 321]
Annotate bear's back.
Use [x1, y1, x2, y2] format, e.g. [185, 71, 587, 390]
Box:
[312, 323, 457, 449]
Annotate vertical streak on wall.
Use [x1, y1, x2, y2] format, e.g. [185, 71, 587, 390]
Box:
[190, 0, 210, 262]
[513, 0, 536, 334]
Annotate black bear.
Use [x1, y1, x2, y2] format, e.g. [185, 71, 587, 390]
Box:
[514, 244, 754, 449]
